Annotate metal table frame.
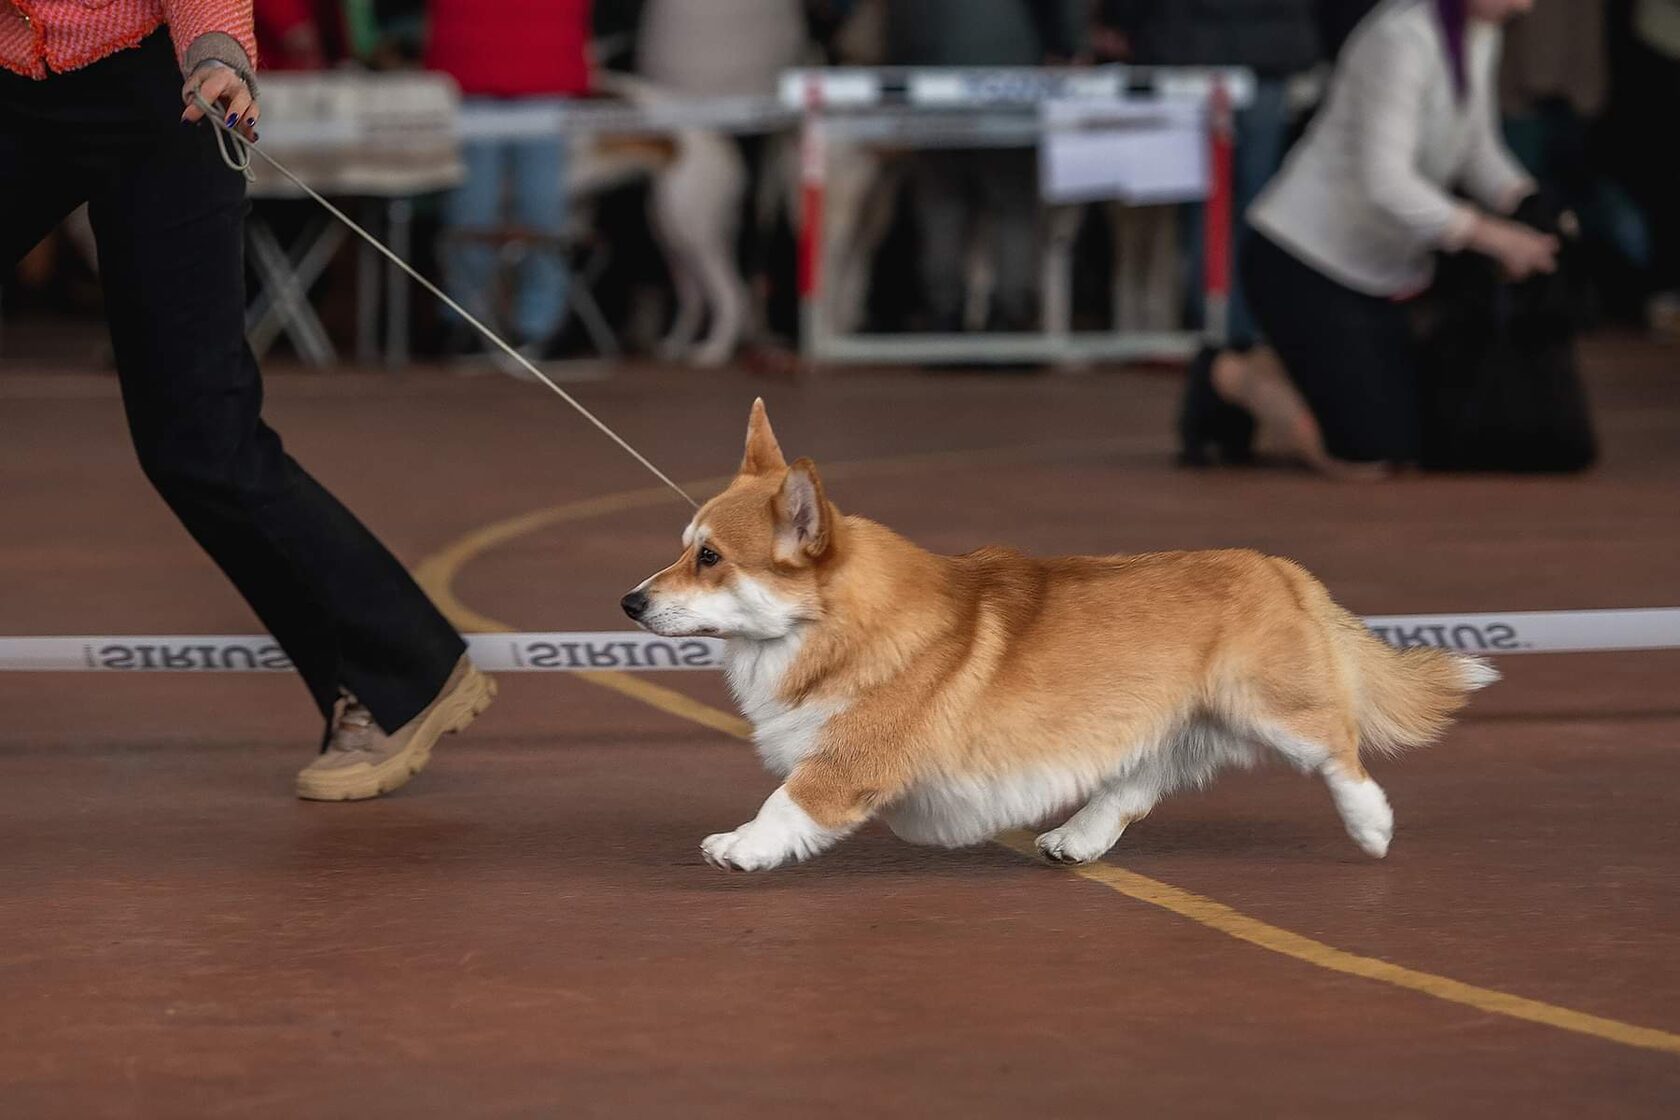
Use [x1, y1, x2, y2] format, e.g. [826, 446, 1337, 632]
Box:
[784, 66, 1255, 368]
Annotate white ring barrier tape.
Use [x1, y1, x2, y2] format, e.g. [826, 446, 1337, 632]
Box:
[1, 610, 1677, 673]
[1359, 609, 1680, 656]
[0, 633, 721, 674]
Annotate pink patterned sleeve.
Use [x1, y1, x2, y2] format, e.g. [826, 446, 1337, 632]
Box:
[165, 0, 260, 78]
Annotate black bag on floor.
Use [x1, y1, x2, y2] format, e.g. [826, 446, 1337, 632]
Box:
[1415, 202, 1598, 473]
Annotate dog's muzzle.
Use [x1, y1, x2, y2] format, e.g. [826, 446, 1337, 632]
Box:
[621, 590, 650, 621]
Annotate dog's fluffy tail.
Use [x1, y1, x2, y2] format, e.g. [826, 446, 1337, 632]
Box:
[1344, 621, 1498, 755]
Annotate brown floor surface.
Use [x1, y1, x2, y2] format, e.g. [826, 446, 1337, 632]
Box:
[1, 340, 1678, 1117]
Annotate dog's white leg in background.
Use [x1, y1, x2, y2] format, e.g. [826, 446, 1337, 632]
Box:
[1036, 774, 1161, 865]
[690, 237, 747, 368]
[659, 250, 705, 360]
[701, 786, 849, 872]
[1042, 204, 1082, 342]
[820, 148, 897, 336]
[650, 130, 747, 366]
[823, 143, 868, 335]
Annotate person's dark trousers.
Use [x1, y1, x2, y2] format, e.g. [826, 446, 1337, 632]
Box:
[1242, 230, 1422, 464]
[0, 31, 465, 733]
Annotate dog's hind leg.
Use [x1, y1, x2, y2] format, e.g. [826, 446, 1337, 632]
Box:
[1035, 770, 1163, 866]
[1321, 753, 1393, 859]
[1254, 715, 1393, 859]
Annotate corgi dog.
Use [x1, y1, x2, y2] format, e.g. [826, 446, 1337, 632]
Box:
[622, 400, 1497, 872]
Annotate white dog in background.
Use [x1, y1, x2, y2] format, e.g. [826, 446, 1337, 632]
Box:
[570, 72, 887, 362]
[568, 73, 749, 367]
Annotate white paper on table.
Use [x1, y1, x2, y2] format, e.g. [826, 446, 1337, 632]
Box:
[1038, 98, 1209, 206]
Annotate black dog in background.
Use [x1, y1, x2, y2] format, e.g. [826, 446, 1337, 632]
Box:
[1416, 192, 1598, 473]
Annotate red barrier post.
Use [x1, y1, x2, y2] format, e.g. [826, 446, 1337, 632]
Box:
[797, 75, 827, 363]
[1203, 76, 1235, 347]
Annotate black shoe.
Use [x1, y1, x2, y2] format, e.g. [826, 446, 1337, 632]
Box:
[1177, 347, 1257, 467]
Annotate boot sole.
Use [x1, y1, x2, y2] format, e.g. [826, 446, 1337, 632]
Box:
[295, 669, 498, 802]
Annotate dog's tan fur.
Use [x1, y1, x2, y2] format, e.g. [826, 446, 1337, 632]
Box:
[627, 401, 1495, 870]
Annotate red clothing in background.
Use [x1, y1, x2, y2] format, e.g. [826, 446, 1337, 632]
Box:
[424, 0, 591, 98]
[1, 0, 257, 77]
[253, 0, 346, 70]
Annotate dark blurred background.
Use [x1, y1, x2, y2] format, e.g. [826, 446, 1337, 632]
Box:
[3, 0, 1676, 370]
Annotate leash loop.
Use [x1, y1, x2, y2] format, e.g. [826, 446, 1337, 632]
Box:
[194, 91, 256, 181]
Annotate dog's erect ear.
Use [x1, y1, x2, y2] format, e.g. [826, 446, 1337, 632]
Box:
[740, 398, 787, 476]
[774, 458, 833, 563]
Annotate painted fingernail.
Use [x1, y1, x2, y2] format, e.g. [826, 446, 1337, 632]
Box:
[250, 130, 260, 142]
[245, 115, 256, 125]
[224, 112, 238, 128]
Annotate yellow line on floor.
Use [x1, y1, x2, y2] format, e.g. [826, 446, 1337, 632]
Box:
[413, 484, 701, 634]
[412, 435, 1156, 634]
[576, 669, 752, 739]
[414, 441, 1680, 1060]
[989, 833, 1680, 1056]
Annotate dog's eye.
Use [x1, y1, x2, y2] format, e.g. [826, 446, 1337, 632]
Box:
[697, 546, 721, 569]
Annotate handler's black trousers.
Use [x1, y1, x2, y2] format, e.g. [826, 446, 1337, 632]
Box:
[1, 32, 464, 731]
[1242, 229, 1423, 464]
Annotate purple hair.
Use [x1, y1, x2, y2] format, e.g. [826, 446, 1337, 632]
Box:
[1434, 0, 1470, 101]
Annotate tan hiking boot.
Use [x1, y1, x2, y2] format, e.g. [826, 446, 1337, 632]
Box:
[295, 656, 497, 801]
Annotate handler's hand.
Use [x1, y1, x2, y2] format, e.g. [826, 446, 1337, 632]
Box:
[181, 63, 259, 140]
[1468, 216, 1559, 282]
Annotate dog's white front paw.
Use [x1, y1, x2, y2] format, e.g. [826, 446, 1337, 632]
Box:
[1035, 825, 1110, 866]
[700, 826, 791, 872]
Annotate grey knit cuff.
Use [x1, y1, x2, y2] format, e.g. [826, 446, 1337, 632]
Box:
[183, 32, 259, 99]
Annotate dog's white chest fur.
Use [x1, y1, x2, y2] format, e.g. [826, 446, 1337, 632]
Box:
[725, 634, 840, 777]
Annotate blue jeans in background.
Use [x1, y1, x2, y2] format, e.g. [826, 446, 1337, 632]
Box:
[442, 97, 572, 347]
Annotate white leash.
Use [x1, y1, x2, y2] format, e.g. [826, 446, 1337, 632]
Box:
[194, 94, 700, 510]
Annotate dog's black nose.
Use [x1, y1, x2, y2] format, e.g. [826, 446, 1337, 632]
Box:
[621, 591, 650, 620]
